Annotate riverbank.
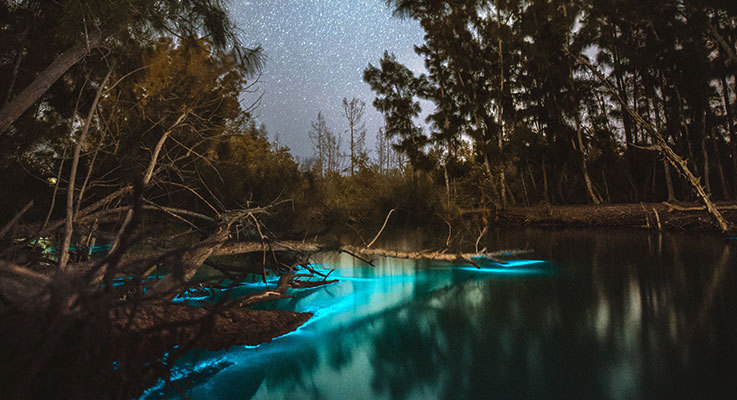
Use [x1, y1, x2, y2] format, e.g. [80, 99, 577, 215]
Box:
[113, 302, 313, 351]
[491, 202, 737, 233]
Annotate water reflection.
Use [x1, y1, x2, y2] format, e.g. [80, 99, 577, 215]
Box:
[143, 228, 737, 400]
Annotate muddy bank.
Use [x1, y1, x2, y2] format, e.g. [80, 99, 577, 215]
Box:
[114, 302, 312, 351]
[490, 202, 737, 233]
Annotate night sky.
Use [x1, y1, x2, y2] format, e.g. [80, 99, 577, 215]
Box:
[229, 0, 427, 160]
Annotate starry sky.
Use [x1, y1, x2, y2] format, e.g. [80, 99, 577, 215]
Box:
[228, 0, 427, 160]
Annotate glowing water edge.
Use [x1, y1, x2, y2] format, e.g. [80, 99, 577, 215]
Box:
[141, 228, 737, 400]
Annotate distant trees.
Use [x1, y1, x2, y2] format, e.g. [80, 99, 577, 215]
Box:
[366, 0, 737, 213]
[375, 128, 405, 173]
[309, 97, 407, 177]
[308, 111, 343, 176]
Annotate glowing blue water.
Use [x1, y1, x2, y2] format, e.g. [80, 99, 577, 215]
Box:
[139, 253, 550, 399]
[140, 228, 737, 400]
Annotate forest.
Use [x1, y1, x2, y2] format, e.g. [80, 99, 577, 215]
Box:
[1, 0, 736, 399]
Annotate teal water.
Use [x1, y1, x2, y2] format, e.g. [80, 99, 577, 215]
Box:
[142, 228, 737, 399]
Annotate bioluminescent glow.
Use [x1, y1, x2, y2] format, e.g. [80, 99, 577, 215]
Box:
[457, 259, 548, 275]
[324, 276, 376, 282]
[142, 253, 554, 398]
[493, 259, 546, 267]
[138, 358, 234, 400]
[109, 274, 164, 288]
[43, 243, 111, 254]
[242, 286, 362, 349]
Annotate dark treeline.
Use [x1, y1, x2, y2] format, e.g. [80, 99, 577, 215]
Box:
[363, 0, 737, 208]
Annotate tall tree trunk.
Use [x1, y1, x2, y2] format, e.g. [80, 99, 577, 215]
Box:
[526, 162, 538, 198]
[443, 162, 451, 205]
[564, 3, 598, 205]
[711, 128, 729, 200]
[612, 40, 638, 201]
[675, 87, 699, 178]
[350, 120, 355, 177]
[700, 110, 711, 195]
[601, 170, 612, 203]
[541, 156, 549, 203]
[0, 33, 102, 134]
[576, 122, 600, 204]
[521, 166, 529, 206]
[496, 1, 507, 207]
[721, 76, 737, 198]
[704, 105, 729, 199]
[654, 97, 677, 201]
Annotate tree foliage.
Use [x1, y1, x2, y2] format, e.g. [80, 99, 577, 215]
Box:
[365, 0, 737, 206]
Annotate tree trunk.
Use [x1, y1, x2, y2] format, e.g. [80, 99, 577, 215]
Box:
[612, 39, 637, 201]
[706, 106, 729, 199]
[443, 162, 451, 205]
[521, 167, 529, 206]
[721, 76, 737, 198]
[576, 121, 600, 204]
[542, 156, 549, 203]
[0, 33, 102, 134]
[699, 109, 711, 195]
[601, 170, 612, 203]
[675, 86, 699, 177]
[654, 96, 676, 201]
[150, 221, 231, 297]
[712, 131, 728, 200]
[496, 2, 507, 207]
[526, 161, 538, 198]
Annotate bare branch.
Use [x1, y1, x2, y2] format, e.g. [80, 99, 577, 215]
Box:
[0, 200, 34, 240]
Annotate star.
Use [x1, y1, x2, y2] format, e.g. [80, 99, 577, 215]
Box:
[228, 0, 426, 159]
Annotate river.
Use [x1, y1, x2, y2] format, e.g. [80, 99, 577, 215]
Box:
[141, 227, 737, 399]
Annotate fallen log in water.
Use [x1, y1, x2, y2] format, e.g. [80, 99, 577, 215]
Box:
[342, 245, 534, 267]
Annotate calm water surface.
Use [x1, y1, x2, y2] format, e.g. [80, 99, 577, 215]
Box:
[143, 228, 737, 399]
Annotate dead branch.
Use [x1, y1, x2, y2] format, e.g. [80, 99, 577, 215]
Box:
[0, 200, 33, 240]
[663, 201, 737, 212]
[94, 111, 189, 281]
[475, 225, 488, 254]
[0, 260, 51, 284]
[235, 272, 338, 308]
[343, 245, 533, 267]
[40, 149, 68, 233]
[652, 206, 662, 231]
[142, 201, 215, 222]
[337, 247, 375, 266]
[366, 208, 396, 249]
[59, 66, 114, 271]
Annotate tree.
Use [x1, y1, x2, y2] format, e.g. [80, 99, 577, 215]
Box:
[308, 111, 343, 176]
[309, 112, 329, 176]
[364, 51, 430, 170]
[342, 97, 368, 176]
[0, 0, 262, 135]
